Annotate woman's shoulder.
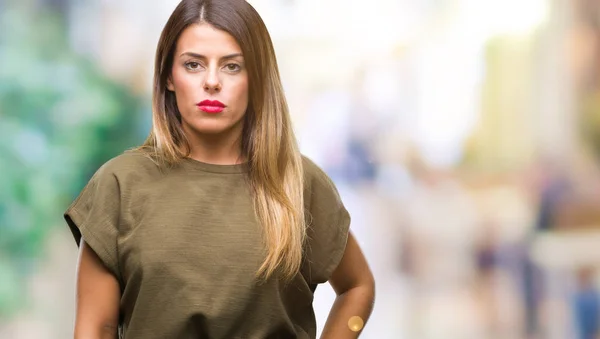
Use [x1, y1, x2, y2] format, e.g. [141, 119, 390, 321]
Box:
[301, 154, 339, 195]
[95, 148, 161, 180]
[301, 154, 323, 180]
[301, 154, 335, 181]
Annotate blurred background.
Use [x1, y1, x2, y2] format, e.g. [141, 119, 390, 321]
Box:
[3, 0, 600, 338]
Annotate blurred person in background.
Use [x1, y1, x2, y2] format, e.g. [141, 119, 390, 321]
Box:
[572, 267, 600, 339]
[473, 222, 501, 336]
[62, 1, 375, 338]
[521, 157, 572, 338]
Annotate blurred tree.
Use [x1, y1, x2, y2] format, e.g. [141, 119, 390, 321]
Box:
[0, 2, 146, 319]
[573, 0, 600, 160]
[581, 93, 600, 158]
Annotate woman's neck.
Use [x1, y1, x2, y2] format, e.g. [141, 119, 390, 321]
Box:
[184, 125, 245, 165]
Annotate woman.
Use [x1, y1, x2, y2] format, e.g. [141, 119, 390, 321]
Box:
[65, 0, 375, 338]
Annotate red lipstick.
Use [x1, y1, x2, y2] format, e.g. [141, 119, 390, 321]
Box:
[196, 100, 225, 114]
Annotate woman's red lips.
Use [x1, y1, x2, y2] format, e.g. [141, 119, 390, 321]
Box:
[197, 100, 225, 107]
[197, 100, 225, 114]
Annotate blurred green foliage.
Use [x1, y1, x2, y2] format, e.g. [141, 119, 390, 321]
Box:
[581, 92, 600, 158]
[0, 3, 146, 318]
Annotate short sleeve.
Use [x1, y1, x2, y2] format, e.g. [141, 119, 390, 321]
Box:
[64, 162, 121, 281]
[302, 157, 351, 284]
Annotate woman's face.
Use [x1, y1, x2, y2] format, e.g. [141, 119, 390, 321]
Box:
[167, 23, 249, 137]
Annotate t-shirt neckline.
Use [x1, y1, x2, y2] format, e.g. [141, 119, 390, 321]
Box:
[182, 157, 248, 174]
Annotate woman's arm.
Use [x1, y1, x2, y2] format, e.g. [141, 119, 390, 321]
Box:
[74, 239, 121, 339]
[320, 232, 376, 339]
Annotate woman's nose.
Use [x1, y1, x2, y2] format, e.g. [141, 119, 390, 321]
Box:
[203, 69, 221, 93]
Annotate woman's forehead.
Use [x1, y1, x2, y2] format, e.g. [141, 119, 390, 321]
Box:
[175, 23, 242, 57]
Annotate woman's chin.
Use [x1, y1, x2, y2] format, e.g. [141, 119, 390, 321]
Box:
[186, 121, 240, 137]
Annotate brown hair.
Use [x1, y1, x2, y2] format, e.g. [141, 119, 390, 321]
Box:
[138, 0, 306, 283]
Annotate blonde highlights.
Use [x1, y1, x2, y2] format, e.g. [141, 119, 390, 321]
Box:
[245, 62, 306, 282]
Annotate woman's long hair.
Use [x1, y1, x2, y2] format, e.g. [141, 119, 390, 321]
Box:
[137, 0, 306, 282]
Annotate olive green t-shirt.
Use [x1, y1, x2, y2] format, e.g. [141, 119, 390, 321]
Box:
[64, 150, 350, 339]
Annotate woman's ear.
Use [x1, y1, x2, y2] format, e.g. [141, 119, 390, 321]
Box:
[167, 76, 175, 92]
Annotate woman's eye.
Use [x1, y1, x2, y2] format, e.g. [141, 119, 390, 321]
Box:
[185, 62, 201, 70]
[225, 63, 241, 72]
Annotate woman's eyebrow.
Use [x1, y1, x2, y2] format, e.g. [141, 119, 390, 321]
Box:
[179, 52, 244, 60]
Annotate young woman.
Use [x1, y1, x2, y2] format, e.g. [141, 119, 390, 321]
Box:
[65, 1, 375, 338]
